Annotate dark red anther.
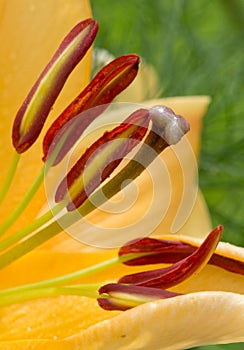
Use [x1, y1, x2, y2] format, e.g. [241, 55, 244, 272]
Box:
[119, 232, 244, 276]
[42, 54, 140, 165]
[118, 226, 223, 289]
[12, 19, 98, 153]
[98, 283, 181, 311]
[55, 108, 149, 211]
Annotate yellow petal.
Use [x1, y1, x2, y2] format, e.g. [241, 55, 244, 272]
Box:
[0, 236, 243, 344]
[1, 292, 243, 349]
[0, 340, 68, 350]
[0, 295, 118, 341]
[0, 0, 91, 232]
[65, 292, 244, 349]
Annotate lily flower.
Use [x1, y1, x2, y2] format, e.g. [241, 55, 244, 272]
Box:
[0, 1, 243, 350]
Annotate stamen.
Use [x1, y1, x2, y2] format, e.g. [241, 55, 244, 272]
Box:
[98, 283, 181, 311]
[1, 104, 190, 267]
[118, 226, 223, 289]
[55, 108, 149, 210]
[42, 54, 140, 165]
[119, 236, 192, 265]
[119, 233, 244, 276]
[54, 103, 190, 211]
[12, 19, 98, 153]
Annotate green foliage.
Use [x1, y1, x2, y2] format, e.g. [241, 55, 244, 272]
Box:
[192, 343, 244, 350]
[91, 0, 244, 248]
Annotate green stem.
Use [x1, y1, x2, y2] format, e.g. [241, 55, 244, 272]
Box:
[0, 252, 142, 308]
[0, 256, 121, 295]
[0, 166, 45, 236]
[0, 132, 166, 269]
[0, 134, 63, 237]
[0, 284, 101, 308]
[0, 202, 65, 253]
[0, 152, 20, 206]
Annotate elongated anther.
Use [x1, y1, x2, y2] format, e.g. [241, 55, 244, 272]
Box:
[119, 237, 192, 265]
[55, 108, 150, 211]
[12, 19, 98, 153]
[98, 283, 181, 311]
[42, 54, 140, 165]
[118, 225, 223, 289]
[119, 235, 244, 276]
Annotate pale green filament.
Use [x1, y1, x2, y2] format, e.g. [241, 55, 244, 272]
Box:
[0, 152, 20, 206]
[0, 284, 101, 308]
[0, 253, 142, 307]
[0, 166, 45, 236]
[0, 123, 70, 236]
[0, 255, 122, 307]
[0, 201, 65, 253]
[0, 131, 163, 269]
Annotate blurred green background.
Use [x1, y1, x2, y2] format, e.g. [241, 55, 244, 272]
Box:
[91, 0, 243, 349]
